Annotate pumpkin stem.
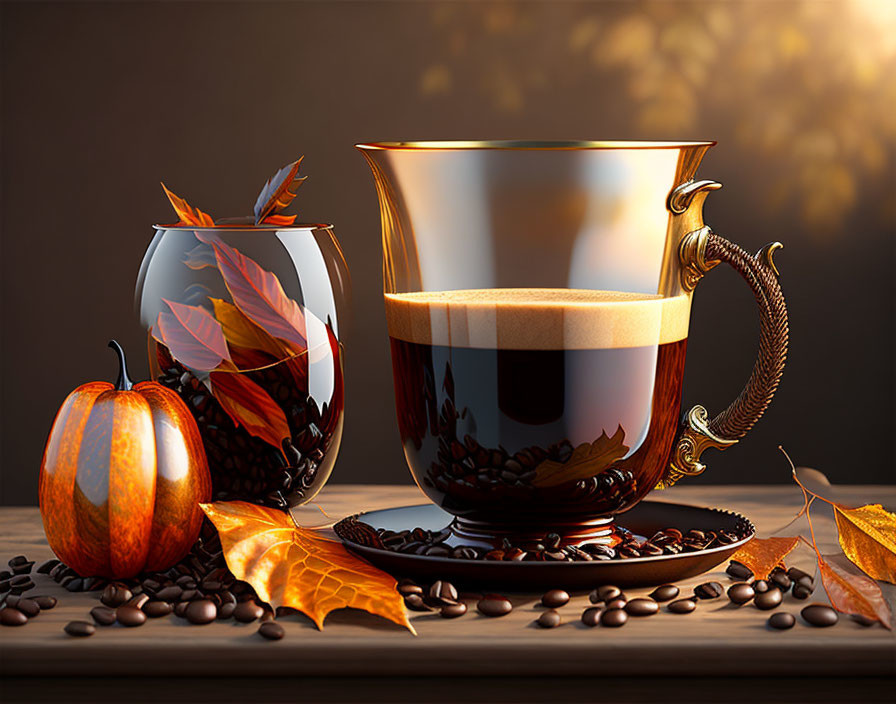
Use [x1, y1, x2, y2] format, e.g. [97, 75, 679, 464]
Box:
[108, 340, 134, 391]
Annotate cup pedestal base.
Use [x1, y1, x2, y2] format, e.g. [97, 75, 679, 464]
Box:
[448, 516, 617, 550]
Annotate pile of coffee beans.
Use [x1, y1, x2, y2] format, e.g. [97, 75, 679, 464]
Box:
[334, 516, 750, 562]
[1, 550, 876, 637]
[0, 522, 290, 640]
[156, 344, 341, 509]
[423, 408, 641, 513]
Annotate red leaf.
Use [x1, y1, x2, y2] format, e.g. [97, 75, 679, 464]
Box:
[210, 371, 290, 455]
[161, 183, 214, 227]
[210, 239, 307, 349]
[262, 214, 297, 226]
[818, 553, 892, 629]
[153, 299, 232, 372]
[253, 158, 306, 225]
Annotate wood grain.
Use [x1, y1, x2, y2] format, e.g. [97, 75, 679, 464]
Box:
[2, 484, 894, 687]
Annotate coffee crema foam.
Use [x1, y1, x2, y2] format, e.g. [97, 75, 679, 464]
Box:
[385, 288, 691, 350]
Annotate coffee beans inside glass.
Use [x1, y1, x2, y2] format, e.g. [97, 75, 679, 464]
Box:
[359, 141, 787, 547]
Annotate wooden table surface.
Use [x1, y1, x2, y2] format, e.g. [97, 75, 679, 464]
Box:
[1, 484, 894, 703]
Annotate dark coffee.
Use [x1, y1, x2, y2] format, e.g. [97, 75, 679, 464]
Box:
[386, 289, 689, 526]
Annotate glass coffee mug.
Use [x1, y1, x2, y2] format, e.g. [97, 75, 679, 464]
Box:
[358, 141, 787, 545]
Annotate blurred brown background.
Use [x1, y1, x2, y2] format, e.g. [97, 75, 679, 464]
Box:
[1, 0, 894, 504]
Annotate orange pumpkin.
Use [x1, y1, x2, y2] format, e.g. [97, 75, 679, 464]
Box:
[38, 340, 211, 578]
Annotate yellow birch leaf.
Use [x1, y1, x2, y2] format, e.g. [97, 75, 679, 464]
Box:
[834, 504, 896, 584]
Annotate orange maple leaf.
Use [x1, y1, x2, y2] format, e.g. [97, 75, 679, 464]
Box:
[200, 501, 415, 633]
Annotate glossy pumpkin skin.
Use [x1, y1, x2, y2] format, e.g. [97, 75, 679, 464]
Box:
[38, 380, 211, 578]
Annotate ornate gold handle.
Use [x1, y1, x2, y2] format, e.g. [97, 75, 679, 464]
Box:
[659, 185, 789, 488]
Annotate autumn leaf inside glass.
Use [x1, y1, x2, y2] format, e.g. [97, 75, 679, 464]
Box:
[150, 158, 343, 460]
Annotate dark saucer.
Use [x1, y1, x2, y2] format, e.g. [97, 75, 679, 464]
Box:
[336, 501, 755, 590]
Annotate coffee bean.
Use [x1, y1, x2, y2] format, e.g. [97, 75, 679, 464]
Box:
[727, 583, 755, 605]
[606, 597, 627, 610]
[64, 578, 84, 592]
[64, 620, 96, 637]
[143, 600, 173, 618]
[404, 593, 431, 612]
[536, 609, 561, 628]
[648, 584, 679, 602]
[155, 585, 182, 602]
[801, 604, 838, 627]
[769, 567, 792, 592]
[726, 560, 754, 581]
[397, 582, 423, 597]
[477, 595, 512, 617]
[234, 600, 265, 622]
[0, 607, 27, 626]
[101, 583, 132, 607]
[90, 606, 116, 625]
[791, 583, 812, 600]
[32, 595, 56, 610]
[541, 589, 569, 608]
[174, 601, 189, 618]
[440, 602, 467, 618]
[186, 599, 217, 624]
[754, 588, 783, 610]
[117, 605, 147, 627]
[127, 593, 150, 610]
[851, 614, 877, 627]
[218, 602, 236, 619]
[694, 581, 723, 599]
[427, 580, 458, 606]
[10, 576, 34, 594]
[768, 612, 796, 630]
[259, 608, 274, 622]
[258, 621, 284, 640]
[581, 606, 602, 627]
[600, 608, 628, 627]
[595, 585, 622, 602]
[624, 598, 659, 616]
[179, 589, 199, 602]
[0, 580, 9, 594]
[751, 579, 770, 593]
[8, 556, 28, 567]
[787, 567, 812, 583]
[36, 559, 60, 575]
[14, 598, 39, 618]
[668, 598, 696, 614]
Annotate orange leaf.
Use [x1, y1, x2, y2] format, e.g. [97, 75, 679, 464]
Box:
[161, 183, 214, 227]
[729, 536, 799, 579]
[200, 501, 414, 633]
[532, 426, 628, 488]
[253, 158, 306, 225]
[834, 504, 896, 584]
[153, 299, 233, 372]
[210, 298, 295, 362]
[209, 239, 308, 349]
[262, 214, 297, 226]
[818, 553, 892, 629]
[210, 371, 290, 454]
